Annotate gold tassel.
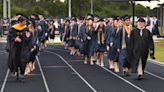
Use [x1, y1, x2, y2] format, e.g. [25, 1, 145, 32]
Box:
[102, 32, 104, 44]
[70, 26, 73, 39]
[78, 24, 81, 35]
[124, 25, 132, 38]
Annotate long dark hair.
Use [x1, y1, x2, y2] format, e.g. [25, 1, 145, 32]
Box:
[97, 22, 105, 32]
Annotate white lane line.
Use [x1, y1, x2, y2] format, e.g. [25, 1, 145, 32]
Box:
[36, 56, 50, 92]
[145, 71, 164, 81]
[99, 66, 146, 92]
[0, 69, 10, 92]
[0, 51, 9, 92]
[46, 51, 97, 92]
[148, 59, 164, 67]
[0, 51, 7, 54]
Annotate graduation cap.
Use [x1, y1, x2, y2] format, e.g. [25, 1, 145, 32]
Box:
[123, 15, 130, 21]
[18, 16, 26, 22]
[88, 17, 94, 21]
[98, 17, 104, 22]
[87, 14, 94, 21]
[78, 16, 84, 20]
[16, 13, 23, 16]
[94, 15, 99, 18]
[113, 16, 120, 21]
[71, 17, 77, 21]
[138, 17, 146, 23]
[87, 13, 92, 17]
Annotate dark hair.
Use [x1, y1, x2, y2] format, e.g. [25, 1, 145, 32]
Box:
[97, 22, 105, 33]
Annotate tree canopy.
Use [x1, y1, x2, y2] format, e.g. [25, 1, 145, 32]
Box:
[0, 0, 158, 18]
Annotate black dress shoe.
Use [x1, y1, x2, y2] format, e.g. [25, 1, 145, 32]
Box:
[123, 70, 130, 76]
[137, 75, 143, 80]
[126, 71, 130, 76]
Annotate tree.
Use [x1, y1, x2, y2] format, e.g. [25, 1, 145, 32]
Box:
[0, 0, 158, 19]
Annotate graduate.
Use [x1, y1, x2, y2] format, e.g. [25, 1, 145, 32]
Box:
[96, 18, 106, 67]
[7, 16, 31, 80]
[48, 20, 56, 43]
[75, 16, 85, 56]
[117, 15, 132, 76]
[106, 16, 120, 72]
[128, 17, 155, 80]
[67, 17, 78, 55]
[83, 16, 97, 65]
[25, 20, 39, 75]
[38, 14, 48, 48]
[63, 18, 70, 49]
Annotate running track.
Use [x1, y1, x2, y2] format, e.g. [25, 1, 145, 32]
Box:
[0, 37, 164, 92]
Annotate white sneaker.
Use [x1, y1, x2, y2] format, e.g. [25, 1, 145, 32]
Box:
[11, 72, 17, 77]
[24, 68, 30, 75]
[96, 60, 100, 65]
[114, 66, 119, 73]
[114, 63, 120, 72]
[109, 64, 114, 69]
[100, 62, 104, 67]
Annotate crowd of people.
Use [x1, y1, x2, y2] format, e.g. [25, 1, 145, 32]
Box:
[59, 14, 156, 80]
[5, 13, 156, 81]
[6, 13, 56, 81]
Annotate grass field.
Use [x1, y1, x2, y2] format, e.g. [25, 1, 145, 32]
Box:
[47, 39, 164, 63]
[47, 42, 62, 46]
[154, 39, 164, 63]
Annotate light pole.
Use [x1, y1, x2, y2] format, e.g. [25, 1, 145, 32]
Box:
[3, 0, 7, 18]
[8, 0, 11, 20]
[3, 0, 11, 19]
[90, 0, 93, 14]
[132, 1, 135, 27]
[68, 0, 71, 18]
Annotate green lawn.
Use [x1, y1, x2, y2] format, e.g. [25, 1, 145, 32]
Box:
[47, 42, 62, 46]
[154, 39, 164, 63]
[46, 40, 164, 63]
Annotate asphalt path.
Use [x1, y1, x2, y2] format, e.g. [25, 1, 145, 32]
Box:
[0, 40, 164, 92]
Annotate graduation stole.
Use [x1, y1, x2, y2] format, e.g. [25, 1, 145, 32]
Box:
[78, 23, 81, 35]
[70, 25, 73, 39]
[98, 28, 105, 45]
[124, 25, 132, 38]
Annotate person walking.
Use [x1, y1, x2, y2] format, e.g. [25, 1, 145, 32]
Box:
[128, 17, 155, 80]
[7, 16, 31, 80]
[117, 15, 132, 76]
